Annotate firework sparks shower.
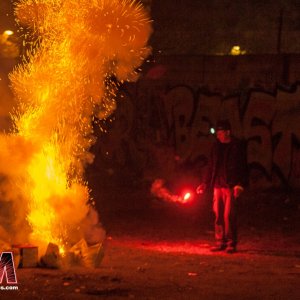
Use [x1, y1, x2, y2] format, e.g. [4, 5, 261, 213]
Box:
[0, 0, 152, 259]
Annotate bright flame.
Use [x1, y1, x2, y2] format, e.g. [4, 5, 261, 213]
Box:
[181, 191, 193, 204]
[183, 192, 191, 201]
[1, 0, 152, 255]
[59, 246, 66, 256]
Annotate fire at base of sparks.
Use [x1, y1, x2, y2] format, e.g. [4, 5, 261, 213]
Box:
[0, 0, 152, 267]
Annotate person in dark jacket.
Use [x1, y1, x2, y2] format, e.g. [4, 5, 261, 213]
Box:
[196, 120, 247, 253]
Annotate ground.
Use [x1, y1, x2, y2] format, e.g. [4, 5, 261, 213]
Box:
[1, 185, 300, 300]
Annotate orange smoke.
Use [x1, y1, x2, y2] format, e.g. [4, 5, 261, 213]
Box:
[0, 0, 152, 255]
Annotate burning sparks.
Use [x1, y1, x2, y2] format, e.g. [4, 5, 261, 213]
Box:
[0, 0, 152, 259]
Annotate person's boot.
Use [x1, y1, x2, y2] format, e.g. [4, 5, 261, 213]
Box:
[210, 244, 226, 252]
[225, 246, 237, 254]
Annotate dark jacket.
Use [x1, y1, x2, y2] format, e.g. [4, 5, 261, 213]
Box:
[204, 136, 248, 188]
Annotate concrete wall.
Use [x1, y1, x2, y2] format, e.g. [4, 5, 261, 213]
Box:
[92, 54, 300, 190]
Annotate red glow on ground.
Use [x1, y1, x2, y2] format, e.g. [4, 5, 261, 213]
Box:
[111, 238, 214, 255]
[139, 241, 211, 255]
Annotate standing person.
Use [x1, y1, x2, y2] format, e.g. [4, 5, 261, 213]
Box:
[196, 120, 247, 253]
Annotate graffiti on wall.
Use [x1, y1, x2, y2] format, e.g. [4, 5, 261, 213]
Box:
[93, 81, 300, 189]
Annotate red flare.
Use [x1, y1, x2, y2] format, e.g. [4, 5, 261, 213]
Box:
[184, 192, 191, 201]
[180, 191, 193, 204]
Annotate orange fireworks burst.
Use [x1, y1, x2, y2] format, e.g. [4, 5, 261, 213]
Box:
[2, 0, 152, 256]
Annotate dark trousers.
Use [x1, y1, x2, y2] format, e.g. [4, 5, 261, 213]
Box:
[213, 187, 237, 247]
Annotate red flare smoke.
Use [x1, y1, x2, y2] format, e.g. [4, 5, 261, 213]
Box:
[151, 179, 193, 205]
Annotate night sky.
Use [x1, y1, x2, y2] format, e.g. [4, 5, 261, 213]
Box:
[150, 0, 300, 54]
[1, 0, 300, 56]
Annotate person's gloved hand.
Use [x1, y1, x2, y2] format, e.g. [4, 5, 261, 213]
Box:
[196, 183, 207, 194]
[233, 185, 244, 198]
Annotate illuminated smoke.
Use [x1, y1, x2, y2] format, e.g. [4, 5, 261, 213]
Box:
[151, 179, 187, 204]
[0, 0, 152, 255]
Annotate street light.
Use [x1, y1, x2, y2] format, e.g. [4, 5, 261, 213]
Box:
[0, 30, 19, 58]
[4, 30, 14, 36]
[230, 45, 246, 55]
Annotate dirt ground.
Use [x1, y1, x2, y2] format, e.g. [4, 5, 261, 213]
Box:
[1, 186, 300, 300]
